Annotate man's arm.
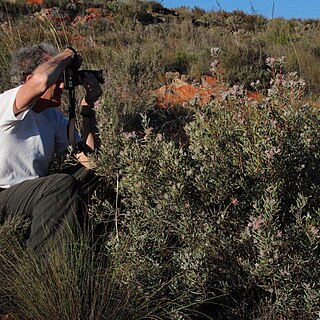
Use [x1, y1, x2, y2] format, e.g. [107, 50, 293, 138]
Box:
[13, 49, 75, 115]
[75, 72, 102, 169]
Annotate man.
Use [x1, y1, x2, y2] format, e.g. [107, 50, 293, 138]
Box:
[0, 43, 102, 251]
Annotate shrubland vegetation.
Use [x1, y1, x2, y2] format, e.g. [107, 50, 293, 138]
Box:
[0, 0, 319, 319]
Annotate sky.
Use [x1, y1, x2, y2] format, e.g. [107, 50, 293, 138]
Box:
[161, 0, 320, 20]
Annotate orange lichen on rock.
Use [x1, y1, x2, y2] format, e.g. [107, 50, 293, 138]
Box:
[71, 8, 105, 26]
[86, 8, 102, 17]
[246, 91, 264, 103]
[201, 75, 219, 87]
[26, 0, 43, 4]
[154, 73, 265, 108]
[154, 74, 224, 108]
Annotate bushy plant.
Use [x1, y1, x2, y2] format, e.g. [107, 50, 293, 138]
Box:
[264, 18, 302, 45]
[218, 36, 270, 90]
[95, 58, 320, 318]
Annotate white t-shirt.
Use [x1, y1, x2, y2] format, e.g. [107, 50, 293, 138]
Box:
[0, 86, 78, 188]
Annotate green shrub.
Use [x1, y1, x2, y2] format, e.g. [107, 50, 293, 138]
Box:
[95, 61, 320, 318]
[164, 49, 197, 74]
[218, 37, 270, 90]
[264, 18, 302, 45]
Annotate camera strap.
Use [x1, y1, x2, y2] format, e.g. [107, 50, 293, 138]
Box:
[65, 48, 84, 154]
[67, 88, 77, 150]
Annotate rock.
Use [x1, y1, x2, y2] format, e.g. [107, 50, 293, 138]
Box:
[154, 73, 219, 107]
[154, 73, 263, 108]
[26, 0, 43, 4]
[36, 7, 72, 23]
[165, 72, 181, 84]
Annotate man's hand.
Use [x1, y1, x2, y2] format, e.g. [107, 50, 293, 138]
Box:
[76, 71, 102, 169]
[81, 72, 103, 107]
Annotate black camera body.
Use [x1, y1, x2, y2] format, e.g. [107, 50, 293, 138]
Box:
[63, 67, 104, 90]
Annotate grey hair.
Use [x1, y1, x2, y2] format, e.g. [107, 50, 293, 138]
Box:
[10, 43, 59, 86]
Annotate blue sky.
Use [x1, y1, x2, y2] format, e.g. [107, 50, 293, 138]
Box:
[161, 0, 320, 19]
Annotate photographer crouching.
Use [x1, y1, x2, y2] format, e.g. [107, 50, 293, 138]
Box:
[0, 43, 103, 251]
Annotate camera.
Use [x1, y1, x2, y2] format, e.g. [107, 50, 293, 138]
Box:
[63, 67, 104, 90]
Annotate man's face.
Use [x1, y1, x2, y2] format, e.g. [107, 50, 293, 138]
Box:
[40, 76, 65, 108]
[31, 52, 65, 111]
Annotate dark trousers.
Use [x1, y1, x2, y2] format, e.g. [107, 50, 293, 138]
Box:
[0, 166, 99, 251]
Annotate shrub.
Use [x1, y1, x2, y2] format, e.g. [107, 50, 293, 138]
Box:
[264, 18, 302, 45]
[218, 37, 270, 90]
[96, 60, 320, 318]
[164, 49, 197, 74]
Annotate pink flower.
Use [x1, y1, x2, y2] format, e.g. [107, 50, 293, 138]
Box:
[310, 226, 319, 236]
[247, 216, 265, 231]
[123, 131, 136, 139]
[231, 198, 238, 205]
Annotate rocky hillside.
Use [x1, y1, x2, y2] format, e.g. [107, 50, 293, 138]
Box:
[2, 0, 178, 25]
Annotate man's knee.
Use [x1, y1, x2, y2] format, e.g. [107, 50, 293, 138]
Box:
[50, 173, 80, 196]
